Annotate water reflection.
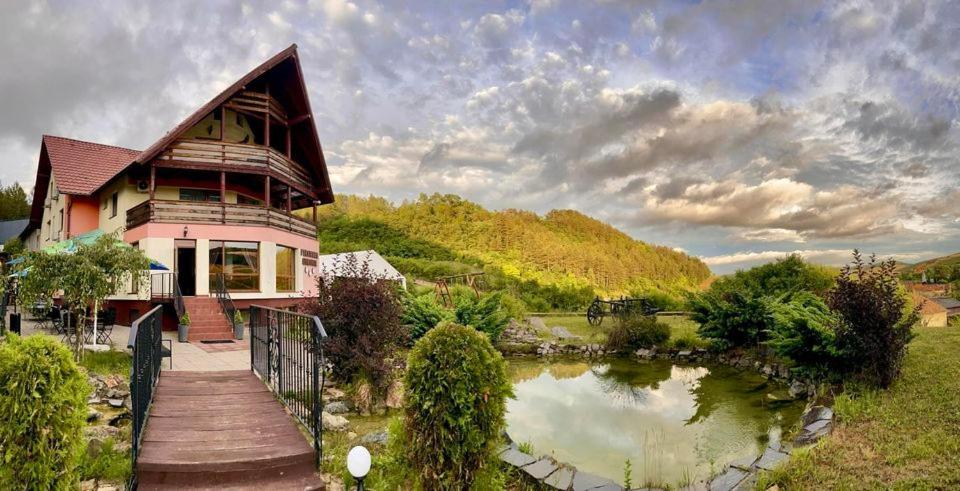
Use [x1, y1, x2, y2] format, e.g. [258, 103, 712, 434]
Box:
[505, 358, 803, 487]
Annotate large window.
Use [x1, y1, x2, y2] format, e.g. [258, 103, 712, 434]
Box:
[209, 241, 259, 291]
[276, 245, 296, 292]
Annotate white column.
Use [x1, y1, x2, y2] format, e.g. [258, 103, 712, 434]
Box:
[261, 241, 276, 296]
[196, 239, 210, 296]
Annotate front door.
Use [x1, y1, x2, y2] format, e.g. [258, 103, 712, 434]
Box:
[175, 240, 196, 296]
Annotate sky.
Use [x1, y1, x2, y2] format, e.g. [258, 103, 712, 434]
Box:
[1, 0, 958, 274]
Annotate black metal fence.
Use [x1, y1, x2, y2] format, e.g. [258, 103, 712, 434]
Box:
[127, 305, 164, 489]
[249, 305, 327, 467]
[150, 272, 185, 319]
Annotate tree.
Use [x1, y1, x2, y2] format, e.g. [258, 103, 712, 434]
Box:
[0, 183, 30, 220]
[17, 234, 149, 360]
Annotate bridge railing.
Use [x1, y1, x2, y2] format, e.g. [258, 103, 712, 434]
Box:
[249, 305, 327, 467]
[127, 305, 164, 490]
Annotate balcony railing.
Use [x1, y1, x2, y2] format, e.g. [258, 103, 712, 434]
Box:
[155, 139, 314, 194]
[126, 199, 316, 238]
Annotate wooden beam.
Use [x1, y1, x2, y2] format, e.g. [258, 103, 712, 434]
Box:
[286, 184, 292, 213]
[264, 83, 271, 147]
[286, 126, 292, 158]
[220, 106, 227, 141]
[220, 171, 226, 223]
[312, 203, 317, 224]
[149, 164, 156, 200]
[288, 113, 311, 126]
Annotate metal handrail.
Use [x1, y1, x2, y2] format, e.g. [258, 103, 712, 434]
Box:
[150, 272, 185, 320]
[214, 273, 239, 335]
[249, 305, 327, 468]
[126, 305, 164, 490]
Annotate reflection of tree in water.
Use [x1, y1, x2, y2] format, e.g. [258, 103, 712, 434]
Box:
[590, 358, 674, 404]
[547, 361, 590, 380]
[507, 359, 549, 384]
[684, 364, 792, 428]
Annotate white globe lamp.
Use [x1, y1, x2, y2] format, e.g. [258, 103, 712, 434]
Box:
[346, 445, 371, 490]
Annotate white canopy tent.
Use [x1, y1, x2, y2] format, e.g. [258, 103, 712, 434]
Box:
[317, 250, 406, 289]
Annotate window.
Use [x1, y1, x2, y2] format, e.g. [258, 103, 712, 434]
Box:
[276, 246, 296, 292]
[58, 209, 64, 237]
[180, 188, 221, 202]
[110, 192, 118, 218]
[237, 194, 262, 206]
[209, 241, 259, 291]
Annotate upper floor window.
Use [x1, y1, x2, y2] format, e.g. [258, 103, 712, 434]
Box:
[110, 192, 118, 218]
[180, 188, 221, 202]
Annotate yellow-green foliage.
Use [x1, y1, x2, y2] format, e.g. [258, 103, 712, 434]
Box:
[315, 193, 710, 300]
[403, 323, 513, 489]
[0, 334, 90, 489]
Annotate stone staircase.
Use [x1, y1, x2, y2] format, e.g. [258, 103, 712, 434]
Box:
[183, 297, 234, 342]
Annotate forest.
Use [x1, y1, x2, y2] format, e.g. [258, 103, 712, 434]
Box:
[307, 193, 711, 310]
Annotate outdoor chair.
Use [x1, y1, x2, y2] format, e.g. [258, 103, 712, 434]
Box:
[59, 311, 81, 346]
[49, 307, 64, 334]
[85, 310, 116, 345]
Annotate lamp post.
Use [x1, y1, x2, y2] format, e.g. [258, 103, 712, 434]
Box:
[346, 445, 371, 491]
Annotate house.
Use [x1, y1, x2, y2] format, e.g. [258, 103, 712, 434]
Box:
[19, 45, 333, 339]
[913, 293, 948, 327]
[904, 281, 952, 298]
[317, 250, 407, 289]
[0, 218, 28, 252]
[931, 297, 960, 319]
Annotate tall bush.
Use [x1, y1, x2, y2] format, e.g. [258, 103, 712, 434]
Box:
[401, 293, 449, 341]
[453, 291, 510, 342]
[302, 255, 407, 396]
[0, 334, 89, 489]
[828, 251, 920, 388]
[403, 323, 513, 489]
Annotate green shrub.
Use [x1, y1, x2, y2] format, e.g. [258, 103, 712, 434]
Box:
[402, 293, 450, 341]
[767, 291, 842, 378]
[689, 290, 773, 350]
[605, 314, 670, 351]
[0, 334, 90, 489]
[403, 323, 513, 489]
[454, 292, 511, 342]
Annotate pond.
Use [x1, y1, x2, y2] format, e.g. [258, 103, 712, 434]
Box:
[506, 357, 804, 487]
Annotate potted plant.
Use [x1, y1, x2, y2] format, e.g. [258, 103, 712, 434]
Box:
[178, 312, 191, 343]
[233, 310, 244, 340]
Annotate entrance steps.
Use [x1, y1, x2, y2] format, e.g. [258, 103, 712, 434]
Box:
[183, 297, 234, 342]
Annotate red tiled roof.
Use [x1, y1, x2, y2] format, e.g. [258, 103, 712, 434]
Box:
[42, 135, 140, 195]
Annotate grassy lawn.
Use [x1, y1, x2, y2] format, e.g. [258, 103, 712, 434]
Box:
[758, 324, 960, 489]
[532, 314, 706, 349]
[80, 349, 132, 376]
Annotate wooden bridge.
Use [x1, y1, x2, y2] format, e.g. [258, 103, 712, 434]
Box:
[136, 371, 324, 490]
[129, 305, 327, 490]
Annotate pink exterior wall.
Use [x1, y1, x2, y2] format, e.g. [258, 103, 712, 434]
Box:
[68, 195, 100, 237]
[124, 222, 320, 297]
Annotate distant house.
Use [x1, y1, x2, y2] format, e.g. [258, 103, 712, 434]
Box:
[317, 250, 406, 289]
[0, 219, 28, 250]
[931, 297, 960, 318]
[913, 293, 948, 327]
[905, 281, 952, 298]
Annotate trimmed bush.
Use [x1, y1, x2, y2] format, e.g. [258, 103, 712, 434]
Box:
[401, 293, 449, 341]
[403, 323, 513, 489]
[690, 290, 773, 350]
[0, 334, 90, 489]
[605, 313, 670, 351]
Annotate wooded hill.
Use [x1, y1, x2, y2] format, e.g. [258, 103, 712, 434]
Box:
[307, 194, 710, 310]
[900, 253, 960, 283]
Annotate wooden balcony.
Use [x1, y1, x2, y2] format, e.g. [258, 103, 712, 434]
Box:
[153, 139, 315, 197]
[126, 200, 317, 239]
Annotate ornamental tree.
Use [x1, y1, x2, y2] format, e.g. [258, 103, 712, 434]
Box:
[17, 234, 149, 360]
